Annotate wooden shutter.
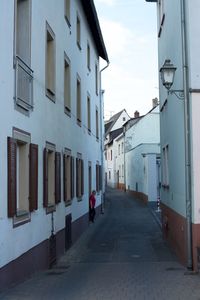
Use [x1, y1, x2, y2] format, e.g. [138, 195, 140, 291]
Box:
[76, 158, 78, 197]
[43, 148, 48, 207]
[55, 152, 61, 204]
[99, 165, 102, 191]
[29, 143, 38, 211]
[81, 159, 84, 195]
[96, 164, 98, 192]
[63, 154, 66, 202]
[7, 137, 17, 217]
[71, 156, 74, 199]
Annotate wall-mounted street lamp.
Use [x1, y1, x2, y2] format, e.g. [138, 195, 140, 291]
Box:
[160, 59, 184, 99]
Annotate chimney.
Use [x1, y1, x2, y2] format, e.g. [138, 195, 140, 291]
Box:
[134, 110, 140, 118]
[152, 97, 158, 108]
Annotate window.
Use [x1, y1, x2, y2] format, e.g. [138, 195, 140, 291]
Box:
[122, 164, 124, 177]
[162, 145, 169, 187]
[111, 150, 112, 161]
[76, 75, 81, 125]
[158, 0, 165, 37]
[76, 154, 84, 199]
[87, 94, 91, 133]
[64, 0, 70, 26]
[96, 163, 102, 193]
[119, 165, 121, 178]
[76, 15, 81, 49]
[87, 43, 91, 71]
[109, 171, 111, 180]
[64, 53, 71, 115]
[118, 144, 120, 155]
[63, 149, 74, 206]
[15, 0, 33, 112]
[105, 150, 107, 161]
[43, 143, 61, 213]
[46, 22, 56, 101]
[95, 63, 99, 95]
[96, 108, 99, 140]
[7, 129, 38, 225]
[121, 142, 124, 154]
[123, 117, 126, 121]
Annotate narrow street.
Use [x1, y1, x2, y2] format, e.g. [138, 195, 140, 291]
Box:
[1, 188, 200, 300]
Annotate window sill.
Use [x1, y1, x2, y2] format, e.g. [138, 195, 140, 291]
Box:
[77, 42, 82, 51]
[46, 89, 56, 102]
[46, 204, 56, 214]
[64, 16, 71, 29]
[162, 184, 169, 190]
[65, 200, 72, 207]
[65, 107, 71, 117]
[13, 211, 30, 227]
[77, 119, 82, 127]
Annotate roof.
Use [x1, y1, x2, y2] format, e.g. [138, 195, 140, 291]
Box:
[106, 128, 124, 146]
[81, 0, 109, 62]
[104, 110, 125, 136]
[123, 116, 143, 131]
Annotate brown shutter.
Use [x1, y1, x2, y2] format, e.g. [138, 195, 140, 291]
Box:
[43, 148, 48, 207]
[99, 165, 102, 191]
[63, 154, 67, 202]
[71, 156, 74, 199]
[81, 159, 84, 195]
[7, 137, 17, 217]
[55, 152, 61, 204]
[76, 158, 79, 197]
[96, 164, 98, 192]
[29, 143, 38, 211]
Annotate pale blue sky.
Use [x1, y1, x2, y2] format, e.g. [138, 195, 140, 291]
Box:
[94, 0, 158, 119]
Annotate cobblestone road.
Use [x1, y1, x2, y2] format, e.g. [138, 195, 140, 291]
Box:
[1, 188, 200, 300]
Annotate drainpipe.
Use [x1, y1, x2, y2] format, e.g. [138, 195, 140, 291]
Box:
[100, 61, 110, 213]
[181, 0, 193, 270]
[123, 126, 126, 192]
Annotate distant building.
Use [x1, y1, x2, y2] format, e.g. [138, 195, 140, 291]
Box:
[104, 110, 131, 188]
[0, 0, 108, 290]
[124, 105, 160, 203]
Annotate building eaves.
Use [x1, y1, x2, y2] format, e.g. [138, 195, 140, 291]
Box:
[81, 0, 109, 62]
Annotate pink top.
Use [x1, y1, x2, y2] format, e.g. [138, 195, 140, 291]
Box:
[89, 194, 96, 208]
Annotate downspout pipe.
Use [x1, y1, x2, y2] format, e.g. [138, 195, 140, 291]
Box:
[100, 61, 110, 213]
[181, 0, 193, 270]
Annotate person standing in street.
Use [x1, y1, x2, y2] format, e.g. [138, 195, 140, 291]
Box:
[89, 190, 96, 223]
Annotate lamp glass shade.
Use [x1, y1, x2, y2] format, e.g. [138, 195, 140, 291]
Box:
[160, 59, 176, 90]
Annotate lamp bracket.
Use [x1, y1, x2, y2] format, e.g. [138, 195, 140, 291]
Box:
[168, 89, 184, 100]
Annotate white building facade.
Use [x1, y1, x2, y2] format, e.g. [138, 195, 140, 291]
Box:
[125, 105, 160, 203]
[146, 0, 200, 270]
[0, 0, 108, 289]
[104, 110, 130, 188]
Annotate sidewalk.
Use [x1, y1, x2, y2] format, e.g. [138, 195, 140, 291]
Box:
[1, 188, 200, 300]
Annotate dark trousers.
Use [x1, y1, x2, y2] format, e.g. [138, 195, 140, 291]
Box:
[89, 207, 96, 222]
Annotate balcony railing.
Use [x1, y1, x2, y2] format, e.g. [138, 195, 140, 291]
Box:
[15, 56, 33, 111]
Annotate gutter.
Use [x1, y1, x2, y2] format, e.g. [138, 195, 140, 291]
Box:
[181, 0, 193, 270]
[100, 61, 110, 213]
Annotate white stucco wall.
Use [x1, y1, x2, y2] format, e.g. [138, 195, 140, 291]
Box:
[0, 0, 105, 268]
[157, 0, 186, 217]
[111, 110, 130, 132]
[125, 106, 160, 201]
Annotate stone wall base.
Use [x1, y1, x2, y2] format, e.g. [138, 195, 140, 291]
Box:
[0, 204, 101, 291]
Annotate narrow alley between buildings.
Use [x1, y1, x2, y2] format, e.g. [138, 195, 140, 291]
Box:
[1, 188, 200, 300]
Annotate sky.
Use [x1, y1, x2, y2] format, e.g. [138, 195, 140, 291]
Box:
[94, 0, 158, 119]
